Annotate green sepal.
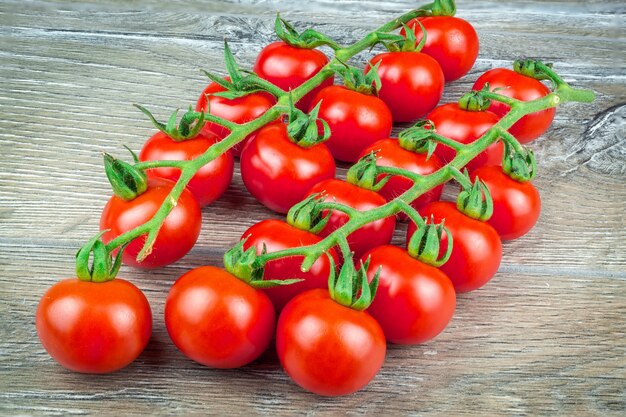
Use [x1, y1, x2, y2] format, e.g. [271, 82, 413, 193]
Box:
[134, 104, 207, 141]
[427, 0, 457, 16]
[502, 140, 537, 182]
[103, 153, 148, 201]
[334, 60, 382, 96]
[76, 231, 125, 282]
[407, 216, 454, 267]
[286, 96, 331, 148]
[458, 85, 493, 112]
[327, 253, 379, 311]
[383, 21, 427, 53]
[398, 120, 438, 158]
[275, 14, 340, 50]
[454, 168, 494, 221]
[346, 152, 390, 192]
[287, 194, 331, 235]
[514, 59, 553, 81]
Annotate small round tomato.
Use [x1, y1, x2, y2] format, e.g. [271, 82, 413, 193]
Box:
[139, 131, 234, 207]
[276, 289, 386, 396]
[165, 266, 275, 369]
[471, 166, 541, 240]
[309, 85, 392, 162]
[402, 16, 479, 82]
[472, 68, 555, 143]
[241, 219, 338, 311]
[196, 77, 276, 156]
[36, 278, 152, 373]
[362, 245, 456, 344]
[100, 179, 201, 269]
[367, 51, 444, 123]
[253, 41, 333, 111]
[307, 179, 396, 259]
[427, 103, 502, 172]
[407, 201, 502, 293]
[240, 123, 336, 213]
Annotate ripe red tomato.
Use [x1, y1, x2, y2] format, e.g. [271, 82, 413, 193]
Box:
[402, 16, 479, 82]
[276, 289, 386, 396]
[471, 166, 541, 240]
[359, 137, 443, 213]
[306, 179, 396, 259]
[165, 266, 275, 369]
[366, 51, 444, 123]
[427, 103, 502, 172]
[253, 41, 333, 111]
[196, 77, 276, 156]
[36, 278, 152, 373]
[240, 123, 336, 213]
[139, 131, 234, 207]
[100, 179, 201, 269]
[362, 245, 456, 344]
[241, 219, 338, 311]
[308, 85, 392, 162]
[407, 201, 502, 293]
[472, 68, 555, 143]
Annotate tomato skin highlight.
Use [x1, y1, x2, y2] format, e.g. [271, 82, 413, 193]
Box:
[408, 201, 502, 293]
[100, 179, 202, 269]
[309, 85, 393, 162]
[36, 278, 152, 374]
[362, 245, 456, 345]
[240, 123, 336, 214]
[276, 289, 386, 396]
[471, 166, 541, 240]
[472, 68, 555, 144]
[253, 41, 333, 111]
[164, 266, 275, 369]
[241, 219, 338, 311]
[139, 131, 234, 207]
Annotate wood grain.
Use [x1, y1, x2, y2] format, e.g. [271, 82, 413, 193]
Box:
[1, 1, 625, 415]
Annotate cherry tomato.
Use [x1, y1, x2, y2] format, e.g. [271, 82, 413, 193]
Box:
[427, 103, 502, 172]
[472, 68, 555, 143]
[240, 123, 336, 213]
[471, 166, 541, 240]
[139, 131, 234, 207]
[241, 219, 338, 311]
[402, 16, 479, 82]
[165, 266, 275, 369]
[359, 137, 443, 214]
[196, 77, 276, 156]
[253, 41, 333, 111]
[362, 245, 456, 344]
[100, 179, 201, 269]
[309, 85, 392, 162]
[276, 289, 386, 396]
[306, 179, 396, 259]
[366, 51, 444, 123]
[407, 201, 502, 293]
[36, 278, 152, 373]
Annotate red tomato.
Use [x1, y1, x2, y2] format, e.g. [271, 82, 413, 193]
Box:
[100, 179, 201, 269]
[471, 166, 541, 240]
[362, 245, 456, 344]
[407, 201, 502, 293]
[366, 51, 444, 123]
[139, 131, 234, 207]
[472, 68, 555, 143]
[276, 289, 386, 396]
[241, 219, 338, 311]
[402, 16, 479, 82]
[359, 138, 443, 214]
[427, 103, 502, 172]
[36, 278, 152, 373]
[308, 85, 392, 162]
[253, 41, 333, 111]
[240, 123, 336, 213]
[306, 179, 396, 259]
[165, 266, 275, 369]
[196, 77, 276, 156]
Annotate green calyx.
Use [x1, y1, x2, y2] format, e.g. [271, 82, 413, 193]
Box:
[421, 0, 457, 16]
[103, 153, 148, 201]
[458, 85, 493, 112]
[287, 194, 330, 235]
[514, 59, 553, 82]
[275, 14, 340, 50]
[502, 140, 537, 182]
[346, 152, 390, 192]
[327, 253, 380, 311]
[334, 60, 382, 96]
[76, 231, 124, 282]
[398, 120, 438, 158]
[381, 20, 427, 53]
[452, 168, 493, 221]
[286, 96, 331, 148]
[135, 104, 206, 142]
[407, 216, 453, 267]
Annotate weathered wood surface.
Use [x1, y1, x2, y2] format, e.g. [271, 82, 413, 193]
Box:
[1, 0, 625, 415]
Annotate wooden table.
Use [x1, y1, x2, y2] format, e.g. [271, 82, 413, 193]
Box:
[1, 1, 624, 415]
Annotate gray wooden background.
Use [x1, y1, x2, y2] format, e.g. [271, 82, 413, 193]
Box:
[1, 1, 625, 415]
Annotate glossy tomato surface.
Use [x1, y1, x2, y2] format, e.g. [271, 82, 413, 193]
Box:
[100, 179, 201, 269]
[36, 278, 152, 373]
[165, 266, 275, 369]
[309, 85, 392, 162]
[276, 289, 386, 396]
[240, 123, 336, 213]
